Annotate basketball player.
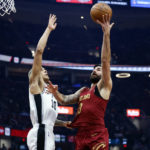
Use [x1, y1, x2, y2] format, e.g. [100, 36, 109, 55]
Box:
[27, 14, 69, 150]
[47, 14, 114, 150]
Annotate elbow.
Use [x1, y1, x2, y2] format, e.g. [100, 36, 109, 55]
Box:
[60, 102, 65, 105]
[56, 97, 66, 105]
[101, 58, 107, 63]
[101, 58, 110, 63]
[36, 47, 43, 54]
[60, 95, 68, 105]
[60, 100, 66, 105]
[56, 95, 69, 105]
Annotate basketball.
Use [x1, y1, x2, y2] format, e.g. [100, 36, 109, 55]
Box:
[90, 3, 112, 23]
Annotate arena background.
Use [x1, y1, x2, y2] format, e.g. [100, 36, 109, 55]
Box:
[0, 0, 150, 149]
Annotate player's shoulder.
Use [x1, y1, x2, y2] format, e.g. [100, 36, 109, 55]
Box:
[29, 78, 44, 95]
[78, 86, 88, 93]
[29, 72, 41, 84]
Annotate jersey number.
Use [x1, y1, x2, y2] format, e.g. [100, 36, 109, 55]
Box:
[51, 96, 56, 110]
[77, 103, 83, 115]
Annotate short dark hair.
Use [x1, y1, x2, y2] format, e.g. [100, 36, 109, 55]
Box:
[94, 64, 101, 69]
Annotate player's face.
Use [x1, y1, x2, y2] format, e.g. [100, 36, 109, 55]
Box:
[41, 67, 49, 83]
[90, 66, 102, 84]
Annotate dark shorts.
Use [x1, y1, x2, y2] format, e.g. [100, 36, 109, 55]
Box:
[75, 128, 109, 150]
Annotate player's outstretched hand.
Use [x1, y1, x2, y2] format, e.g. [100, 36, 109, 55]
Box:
[96, 14, 114, 35]
[47, 81, 58, 94]
[48, 14, 57, 31]
[64, 121, 73, 129]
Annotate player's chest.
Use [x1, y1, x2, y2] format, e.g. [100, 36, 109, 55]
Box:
[41, 91, 57, 110]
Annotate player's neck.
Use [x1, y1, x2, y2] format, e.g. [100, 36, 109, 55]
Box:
[91, 83, 97, 88]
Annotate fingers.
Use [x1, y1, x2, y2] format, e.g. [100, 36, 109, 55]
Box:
[97, 13, 114, 32]
[106, 14, 109, 22]
[49, 14, 57, 22]
[48, 80, 53, 86]
[103, 14, 110, 23]
[110, 22, 114, 29]
[68, 121, 72, 124]
[47, 81, 58, 93]
[102, 15, 107, 24]
[96, 19, 103, 26]
[49, 14, 56, 18]
[48, 14, 57, 30]
[46, 87, 52, 93]
[66, 121, 73, 129]
[108, 14, 111, 22]
[54, 84, 58, 90]
[96, 14, 109, 25]
[49, 14, 52, 19]
[47, 81, 54, 90]
[53, 17, 57, 23]
[102, 15, 105, 23]
[52, 15, 57, 21]
[53, 23, 57, 29]
[46, 84, 52, 90]
[104, 14, 107, 23]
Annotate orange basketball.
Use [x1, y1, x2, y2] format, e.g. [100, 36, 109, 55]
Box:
[90, 3, 112, 23]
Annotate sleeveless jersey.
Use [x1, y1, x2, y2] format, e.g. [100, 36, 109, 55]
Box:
[70, 85, 108, 129]
[29, 87, 58, 127]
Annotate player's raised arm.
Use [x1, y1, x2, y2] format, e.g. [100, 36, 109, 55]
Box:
[96, 15, 114, 98]
[29, 14, 57, 84]
[47, 81, 85, 105]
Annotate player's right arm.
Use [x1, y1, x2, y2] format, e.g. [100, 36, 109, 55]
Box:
[55, 119, 72, 128]
[29, 14, 57, 93]
[96, 15, 114, 100]
[47, 81, 85, 105]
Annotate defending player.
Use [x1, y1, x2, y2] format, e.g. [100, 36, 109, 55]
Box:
[27, 14, 68, 150]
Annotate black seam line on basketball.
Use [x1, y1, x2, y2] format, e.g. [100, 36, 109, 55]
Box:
[34, 94, 42, 124]
[37, 124, 45, 150]
[91, 7, 111, 14]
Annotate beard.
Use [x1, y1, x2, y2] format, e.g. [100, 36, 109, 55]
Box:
[90, 74, 101, 84]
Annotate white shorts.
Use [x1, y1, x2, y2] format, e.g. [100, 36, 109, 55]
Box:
[27, 124, 55, 150]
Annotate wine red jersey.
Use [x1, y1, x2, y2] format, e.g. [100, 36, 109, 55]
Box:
[70, 85, 108, 129]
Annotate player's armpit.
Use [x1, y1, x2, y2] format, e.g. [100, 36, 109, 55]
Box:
[97, 79, 112, 100]
[30, 81, 40, 94]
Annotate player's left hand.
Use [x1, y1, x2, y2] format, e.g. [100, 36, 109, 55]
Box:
[48, 14, 57, 31]
[64, 121, 73, 129]
[96, 14, 114, 35]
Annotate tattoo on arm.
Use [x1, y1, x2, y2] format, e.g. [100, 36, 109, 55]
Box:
[52, 87, 85, 105]
[62, 87, 85, 105]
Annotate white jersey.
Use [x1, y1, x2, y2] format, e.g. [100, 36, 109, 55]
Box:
[29, 87, 58, 126]
[27, 87, 58, 150]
